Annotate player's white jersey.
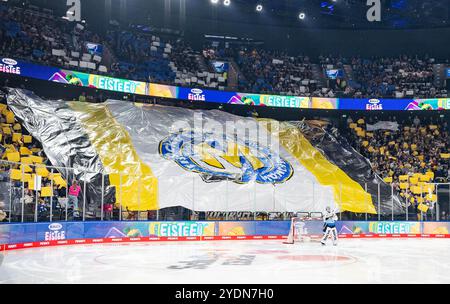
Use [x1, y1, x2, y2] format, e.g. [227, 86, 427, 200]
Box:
[322, 209, 338, 246]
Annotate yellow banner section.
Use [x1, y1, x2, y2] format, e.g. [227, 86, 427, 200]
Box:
[260, 120, 376, 214]
[69, 102, 158, 211]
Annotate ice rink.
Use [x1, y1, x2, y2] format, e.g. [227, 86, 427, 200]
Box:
[1, 239, 450, 284]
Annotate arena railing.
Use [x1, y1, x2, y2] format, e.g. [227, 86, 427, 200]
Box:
[0, 160, 448, 223]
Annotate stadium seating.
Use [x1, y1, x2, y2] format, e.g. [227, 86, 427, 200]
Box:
[0, 92, 70, 222]
[106, 28, 227, 88]
[0, 86, 448, 222]
[346, 56, 443, 98]
[236, 49, 320, 96]
[345, 115, 449, 219]
[1, 2, 447, 98]
[0, 3, 108, 74]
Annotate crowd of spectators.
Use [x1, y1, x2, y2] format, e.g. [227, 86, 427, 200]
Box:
[107, 27, 228, 89]
[1, 2, 450, 225]
[236, 48, 320, 96]
[0, 88, 155, 223]
[203, 45, 234, 61]
[107, 28, 176, 83]
[170, 40, 228, 89]
[0, 3, 108, 75]
[0, 2, 449, 98]
[170, 40, 203, 78]
[345, 115, 449, 219]
[318, 54, 448, 98]
[235, 51, 449, 98]
[0, 92, 65, 221]
[0, 85, 449, 222]
[0, 89, 88, 222]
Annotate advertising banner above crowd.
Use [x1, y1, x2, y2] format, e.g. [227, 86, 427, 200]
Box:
[0, 57, 147, 95]
[231, 94, 310, 108]
[339, 98, 450, 111]
[339, 98, 413, 110]
[67, 71, 148, 95]
[177, 87, 237, 103]
[1, 57, 449, 111]
[1, 57, 60, 79]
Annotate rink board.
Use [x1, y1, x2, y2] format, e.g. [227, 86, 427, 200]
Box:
[0, 221, 449, 251]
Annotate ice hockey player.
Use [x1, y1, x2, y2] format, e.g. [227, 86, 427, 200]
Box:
[321, 206, 338, 246]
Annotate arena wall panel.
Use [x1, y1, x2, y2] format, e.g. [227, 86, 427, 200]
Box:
[1, 221, 449, 251]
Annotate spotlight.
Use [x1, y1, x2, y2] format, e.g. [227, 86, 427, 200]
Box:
[299, 12, 306, 20]
[211, 0, 219, 3]
[256, 4, 263, 12]
[223, 0, 230, 6]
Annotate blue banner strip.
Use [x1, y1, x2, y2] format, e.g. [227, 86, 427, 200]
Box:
[1, 57, 449, 110]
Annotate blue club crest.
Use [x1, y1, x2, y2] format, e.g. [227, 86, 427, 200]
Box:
[159, 130, 293, 184]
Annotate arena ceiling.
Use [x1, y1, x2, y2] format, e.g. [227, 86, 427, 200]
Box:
[10, 0, 450, 30]
[204, 0, 450, 29]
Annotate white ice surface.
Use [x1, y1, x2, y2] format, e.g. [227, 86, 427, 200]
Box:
[1, 239, 449, 284]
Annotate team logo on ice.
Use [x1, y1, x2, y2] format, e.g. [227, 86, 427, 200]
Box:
[159, 130, 293, 184]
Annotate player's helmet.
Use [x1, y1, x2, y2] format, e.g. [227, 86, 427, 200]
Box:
[326, 206, 331, 212]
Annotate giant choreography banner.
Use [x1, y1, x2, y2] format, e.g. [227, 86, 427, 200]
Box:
[9, 89, 406, 214]
[1, 57, 449, 110]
